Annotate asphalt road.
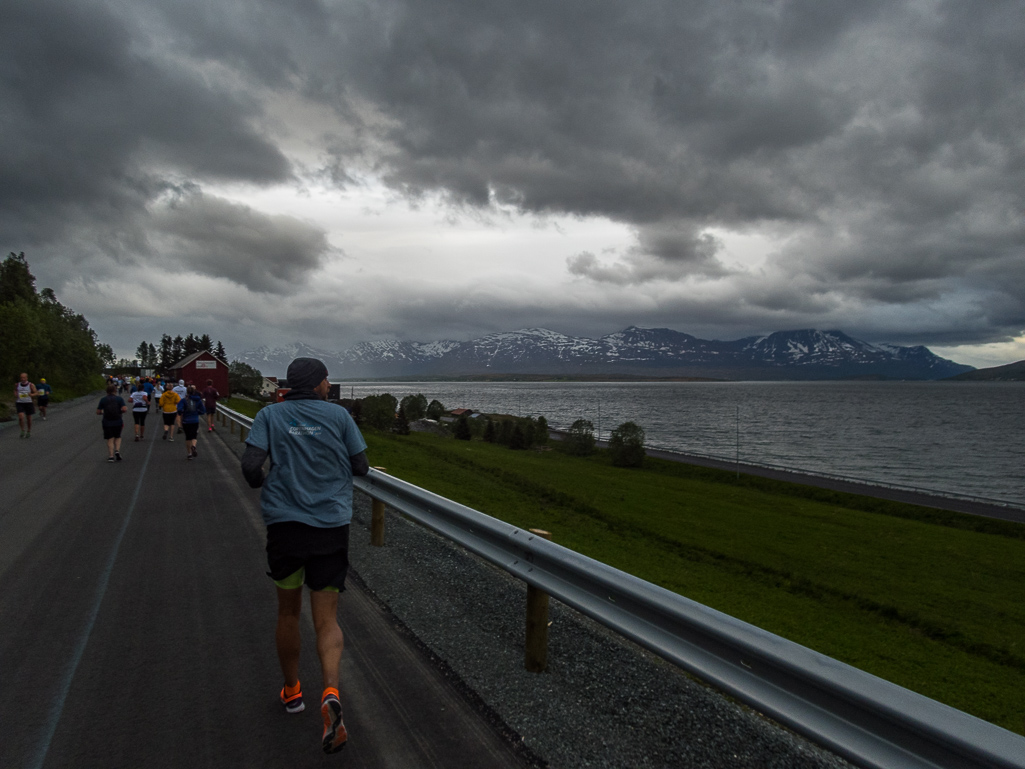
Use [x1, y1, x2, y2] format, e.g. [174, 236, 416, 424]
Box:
[0, 397, 529, 769]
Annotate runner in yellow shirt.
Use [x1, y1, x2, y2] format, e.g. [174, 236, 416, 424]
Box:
[158, 387, 181, 441]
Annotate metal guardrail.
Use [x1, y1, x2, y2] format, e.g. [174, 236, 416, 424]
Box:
[219, 404, 1025, 768]
[217, 404, 255, 440]
[353, 469, 1025, 769]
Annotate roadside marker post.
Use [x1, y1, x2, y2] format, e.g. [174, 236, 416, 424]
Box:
[525, 528, 552, 673]
[371, 468, 388, 546]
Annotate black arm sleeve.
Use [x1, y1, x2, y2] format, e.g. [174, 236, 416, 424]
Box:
[350, 450, 369, 477]
[241, 444, 268, 488]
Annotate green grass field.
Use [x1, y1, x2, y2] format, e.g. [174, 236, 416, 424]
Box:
[220, 397, 264, 418]
[361, 429, 1025, 734]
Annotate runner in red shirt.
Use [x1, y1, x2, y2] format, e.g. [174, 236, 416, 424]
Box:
[201, 379, 220, 432]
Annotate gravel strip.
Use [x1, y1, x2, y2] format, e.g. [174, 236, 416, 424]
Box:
[348, 492, 854, 769]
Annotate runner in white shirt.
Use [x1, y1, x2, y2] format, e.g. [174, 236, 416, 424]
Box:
[130, 384, 150, 441]
[14, 372, 38, 438]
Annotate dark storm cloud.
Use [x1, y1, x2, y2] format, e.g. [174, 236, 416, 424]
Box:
[304, 0, 1025, 344]
[0, 0, 292, 270]
[4, 0, 1025, 350]
[149, 186, 332, 292]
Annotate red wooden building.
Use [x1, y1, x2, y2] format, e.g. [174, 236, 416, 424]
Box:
[168, 351, 230, 397]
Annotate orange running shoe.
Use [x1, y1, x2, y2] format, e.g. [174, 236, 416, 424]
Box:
[321, 692, 347, 754]
[280, 683, 304, 714]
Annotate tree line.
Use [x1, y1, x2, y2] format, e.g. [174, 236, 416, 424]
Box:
[126, 335, 267, 399]
[0, 252, 110, 393]
[126, 334, 228, 370]
[340, 390, 647, 467]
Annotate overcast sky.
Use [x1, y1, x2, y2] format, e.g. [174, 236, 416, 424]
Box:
[3, 0, 1024, 367]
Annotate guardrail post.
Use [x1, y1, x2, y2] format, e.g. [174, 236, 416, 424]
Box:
[370, 468, 388, 546]
[371, 500, 386, 546]
[525, 528, 552, 673]
[240, 426, 247, 441]
[230, 419, 235, 434]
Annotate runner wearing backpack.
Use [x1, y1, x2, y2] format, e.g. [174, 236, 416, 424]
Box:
[176, 384, 206, 460]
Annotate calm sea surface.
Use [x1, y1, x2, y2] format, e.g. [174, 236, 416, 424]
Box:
[339, 380, 1025, 507]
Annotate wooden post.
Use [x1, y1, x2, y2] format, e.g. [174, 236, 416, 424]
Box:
[230, 419, 235, 434]
[240, 426, 247, 441]
[525, 528, 552, 673]
[371, 500, 386, 546]
[370, 468, 387, 546]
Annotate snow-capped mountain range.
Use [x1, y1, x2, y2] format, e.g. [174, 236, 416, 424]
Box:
[239, 328, 973, 380]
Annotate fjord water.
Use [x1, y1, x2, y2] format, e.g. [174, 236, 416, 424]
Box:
[345, 380, 1025, 507]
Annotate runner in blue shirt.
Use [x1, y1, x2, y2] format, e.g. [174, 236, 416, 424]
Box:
[176, 384, 206, 460]
[36, 377, 52, 420]
[241, 357, 368, 754]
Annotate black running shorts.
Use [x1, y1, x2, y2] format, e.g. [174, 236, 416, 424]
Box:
[163, 412, 177, 426]
[133, 412, 148, 425]
[182, 422, 199, 440]
[16, 402, 35, 415]
[266, 521, 350, 592]
[102, 423, 123, 440]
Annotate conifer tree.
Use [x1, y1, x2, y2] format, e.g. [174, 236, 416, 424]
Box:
[159, 335, 173, 369]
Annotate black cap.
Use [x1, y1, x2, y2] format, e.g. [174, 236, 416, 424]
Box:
[285, 357, 328, 390]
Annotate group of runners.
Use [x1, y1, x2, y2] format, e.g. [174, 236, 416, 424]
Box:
[13, 372, 52, 438]
[95, 377, 220, 462]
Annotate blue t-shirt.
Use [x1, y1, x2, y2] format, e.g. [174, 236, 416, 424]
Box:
[246, 399, 368, 528]
[176, 393, 206, 423]
[37, 383, 52, 398]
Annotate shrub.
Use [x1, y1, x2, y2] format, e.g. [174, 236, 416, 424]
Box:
[483, 417, 496, 443]
[426, 398, 446, 420]
[609, 421, 646, 467]
[228, 360, 264, 397]
[565, 419, 596, 456]
[400, 393, 428, 422]
[361, 393, 398, 430]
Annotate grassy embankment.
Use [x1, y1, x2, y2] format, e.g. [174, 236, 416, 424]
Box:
[362, 429, 1025, 735]
[221, 396, 264, 418]
[222, 397, 1025, 734]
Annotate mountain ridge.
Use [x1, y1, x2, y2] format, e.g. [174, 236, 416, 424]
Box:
[239, 327, 973, 380]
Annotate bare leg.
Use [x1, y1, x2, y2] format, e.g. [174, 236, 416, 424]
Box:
[310, 590, 343, 691]
[106, 437, 116, 458]
[276, 587, 303, 687]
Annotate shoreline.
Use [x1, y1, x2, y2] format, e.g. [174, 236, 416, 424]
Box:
[550, 431, 1025, 524]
